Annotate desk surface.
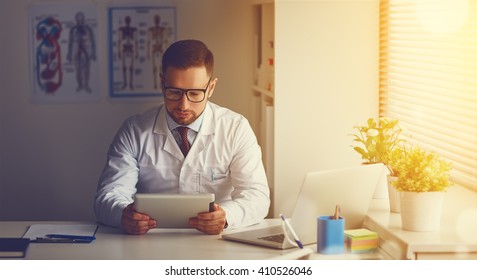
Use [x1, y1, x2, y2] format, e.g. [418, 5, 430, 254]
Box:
[1, 220, 278, 260]
[0, 220, 382, 260]
[3, 189, 476, 260]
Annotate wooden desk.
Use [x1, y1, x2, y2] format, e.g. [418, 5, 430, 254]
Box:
[364, 186, 477, 260]
[0, 220, 383, 260]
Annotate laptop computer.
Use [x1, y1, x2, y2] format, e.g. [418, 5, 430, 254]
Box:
[222, 163, 386, 249]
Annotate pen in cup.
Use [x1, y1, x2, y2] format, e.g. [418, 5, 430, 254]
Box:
[280, 214, 304, 249]
[333, 205, 340, 219]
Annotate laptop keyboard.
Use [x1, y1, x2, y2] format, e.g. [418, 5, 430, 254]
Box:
[258, 233, 285, 243]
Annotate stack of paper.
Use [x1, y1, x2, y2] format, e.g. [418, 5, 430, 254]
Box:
[344, 229, 378, 253]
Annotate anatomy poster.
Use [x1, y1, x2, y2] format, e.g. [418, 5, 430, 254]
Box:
[108, 6, 176, 98]
[28, 2, 100, 103]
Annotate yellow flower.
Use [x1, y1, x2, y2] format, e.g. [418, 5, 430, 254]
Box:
[367, 129, 379, 137]
[393, 147, 453, 192]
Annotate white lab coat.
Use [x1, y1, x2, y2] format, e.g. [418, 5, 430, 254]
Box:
[94, 102, 270, 229]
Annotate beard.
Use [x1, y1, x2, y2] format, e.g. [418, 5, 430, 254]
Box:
[168, 108, 198, 125]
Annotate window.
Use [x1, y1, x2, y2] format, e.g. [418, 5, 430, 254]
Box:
[379, 0, 477, 191]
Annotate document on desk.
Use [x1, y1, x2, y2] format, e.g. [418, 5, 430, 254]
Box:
[22, 223, 98, 243]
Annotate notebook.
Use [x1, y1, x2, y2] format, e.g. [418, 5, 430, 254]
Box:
[221, 164, 386, 249]
[0, 238, 30, 258]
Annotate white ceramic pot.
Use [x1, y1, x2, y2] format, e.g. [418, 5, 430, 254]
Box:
[372, 166, 389, 199]
[400, 191, 444, 231]
[387, 175, 400, 213]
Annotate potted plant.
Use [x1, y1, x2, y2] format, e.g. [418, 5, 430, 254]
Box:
[392, 146, 453, 231]
[350, 117, 404, 198]
[351, 117, 403, 166]
[385, 147, 407, 213]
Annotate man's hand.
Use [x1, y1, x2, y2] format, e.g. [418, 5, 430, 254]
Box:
[121, 203, 157, 235]
[189, 204, 227, 235]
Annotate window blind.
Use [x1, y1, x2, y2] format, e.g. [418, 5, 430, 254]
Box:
[379, 0, 477, 191]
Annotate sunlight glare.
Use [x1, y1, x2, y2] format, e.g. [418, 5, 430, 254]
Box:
[415, 0, 469, 33]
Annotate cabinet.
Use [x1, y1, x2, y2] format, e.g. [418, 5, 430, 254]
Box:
[252, 0, 275, 216]
[252, 0, 379, 218]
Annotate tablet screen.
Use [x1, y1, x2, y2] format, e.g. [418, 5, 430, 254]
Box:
[134, 193, 215, 228]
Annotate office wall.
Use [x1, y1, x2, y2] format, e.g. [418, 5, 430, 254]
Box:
[0, 0, 254, 220]
[273, 0, 379, 216]
[0, 0, 379, 222]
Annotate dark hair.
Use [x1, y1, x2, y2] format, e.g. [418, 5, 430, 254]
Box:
[162, 39, 214, 77]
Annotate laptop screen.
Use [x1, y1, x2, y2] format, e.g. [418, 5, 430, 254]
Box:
[289, 164, 386, 245]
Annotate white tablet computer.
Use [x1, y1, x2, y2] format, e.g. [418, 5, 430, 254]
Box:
[134, 193, 215, 228]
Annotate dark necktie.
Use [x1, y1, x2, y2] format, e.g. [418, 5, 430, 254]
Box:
[177, 126, 190, 156]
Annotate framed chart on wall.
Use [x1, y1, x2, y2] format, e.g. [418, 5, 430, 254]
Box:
[108, 5, 176, 98]
[28, 2, 100, 103]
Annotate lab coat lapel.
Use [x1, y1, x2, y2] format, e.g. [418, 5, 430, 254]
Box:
[153, 105, 183, 160]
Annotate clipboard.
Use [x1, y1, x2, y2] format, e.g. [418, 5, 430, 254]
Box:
[23, 223, 98, 243]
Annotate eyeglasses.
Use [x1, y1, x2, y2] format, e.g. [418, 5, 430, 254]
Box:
[163, 78, 212, 103]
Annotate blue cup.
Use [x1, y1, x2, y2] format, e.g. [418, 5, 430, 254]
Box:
[317, 216, 345, 254]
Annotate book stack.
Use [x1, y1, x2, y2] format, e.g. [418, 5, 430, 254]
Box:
[344, 229, 378, 253]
